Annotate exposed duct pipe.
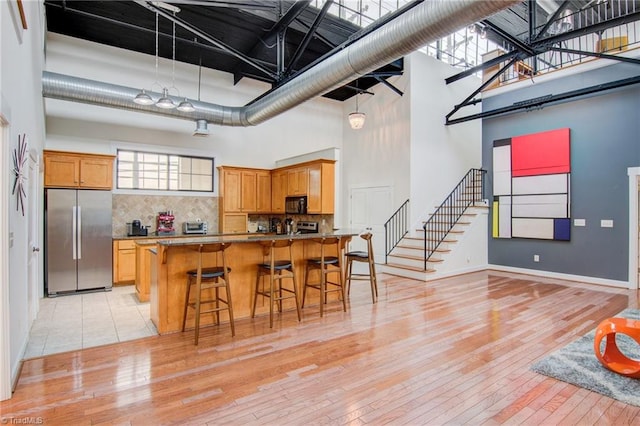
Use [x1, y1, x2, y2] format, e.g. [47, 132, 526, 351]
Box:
[42, 0, 519, 127]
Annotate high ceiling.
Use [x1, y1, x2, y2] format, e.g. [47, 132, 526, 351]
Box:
[44, 0, 640, 109]
[43, 0, 406, 102]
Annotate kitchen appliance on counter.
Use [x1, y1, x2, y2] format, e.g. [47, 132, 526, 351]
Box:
[284, 217, 294, 234]
[127, 219, 148, 237]
[297, 221, 319, 234]
[285, 195, 307, 214]
[156, 211, 175, 236]
[270, 217, 281, 233]
[45, 189, 113, 296]
[183, 221, 208, 234]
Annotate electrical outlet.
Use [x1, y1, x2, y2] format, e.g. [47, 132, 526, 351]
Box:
[534, 254, 540, 262]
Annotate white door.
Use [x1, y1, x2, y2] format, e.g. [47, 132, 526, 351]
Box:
[348, 186, 393, 263]
[27, 150, 40, 321]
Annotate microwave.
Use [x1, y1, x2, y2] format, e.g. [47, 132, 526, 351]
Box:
[285, 195, 307, 214]
[182, 221, 208, 234]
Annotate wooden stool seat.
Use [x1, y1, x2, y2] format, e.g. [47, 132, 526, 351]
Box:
[345, 232, 378, 303]
[186, 267, 227, 279]
[594, 317, 640, 378]
[302, 237, 348, 317]
[182, 242, 234, 345]
[252, 239, 301, 328]
[257, 260, 292, 271]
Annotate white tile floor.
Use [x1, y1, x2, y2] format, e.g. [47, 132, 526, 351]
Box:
[25, 285, 157, 358]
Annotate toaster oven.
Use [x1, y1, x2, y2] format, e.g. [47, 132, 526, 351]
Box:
[183, 221, 208, 234]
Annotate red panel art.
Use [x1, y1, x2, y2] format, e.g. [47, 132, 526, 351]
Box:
[511, 128, 570, 177]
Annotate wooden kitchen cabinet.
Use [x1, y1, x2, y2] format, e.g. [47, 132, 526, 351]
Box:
[287, 167, 308, 196]
[135, 240, 156, 302]
[256, 170, 272, 213]
[241, 170, 257, 212]
[44, 150, 114, 189]
[307, 161, 335, 214]
[271, 170, 287, 213]
[113, 240, 136, 284]
[219, 166, 270, 232]
[221, 168, 242, 212]
[222, 213, 248, 233]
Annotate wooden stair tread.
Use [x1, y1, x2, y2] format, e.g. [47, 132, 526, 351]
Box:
[388, 253, 443, 263]
[405, 236, 458, 243]
[384, 262, 436, 273]
[396, 244, 451, 253]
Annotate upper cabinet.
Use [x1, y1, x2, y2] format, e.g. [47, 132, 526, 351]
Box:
[219, 159, 335, 221]
[256, 170, 272, 213]
[287, 168, 308, 196]
[271, 170, 287, 213]
[307, 161, 334, 214]
[275, 159, 335, 214]
[44, 150, 115, 190]
[219, 166, 271, 232]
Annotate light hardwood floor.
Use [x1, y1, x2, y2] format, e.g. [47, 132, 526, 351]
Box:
[2, 270, 639, 425]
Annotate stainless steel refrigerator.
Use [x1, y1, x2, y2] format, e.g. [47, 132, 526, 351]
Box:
[45, 189, 113, 296]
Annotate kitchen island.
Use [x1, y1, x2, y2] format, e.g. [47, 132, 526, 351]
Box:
[150, 230, 358, 334]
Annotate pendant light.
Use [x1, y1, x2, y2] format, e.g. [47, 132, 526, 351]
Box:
[348, 92, 366, 130]
[156, 12, 177, 109]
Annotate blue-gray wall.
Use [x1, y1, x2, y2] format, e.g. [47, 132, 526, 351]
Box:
[482, 62, 640, 281]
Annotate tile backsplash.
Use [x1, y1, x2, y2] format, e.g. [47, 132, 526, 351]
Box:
[113, 194, 218, 237]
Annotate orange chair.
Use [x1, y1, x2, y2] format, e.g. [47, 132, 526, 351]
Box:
[593, 317, 640, 378]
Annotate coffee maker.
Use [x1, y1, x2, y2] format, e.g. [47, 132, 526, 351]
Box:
[127, 219, 148, 237]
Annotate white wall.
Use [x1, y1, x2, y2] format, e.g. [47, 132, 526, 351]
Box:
[409, 52, 482, 229]
[1, 0, 46, 400]
[45, 33, 344, 169]
[339, 62, 411, 227]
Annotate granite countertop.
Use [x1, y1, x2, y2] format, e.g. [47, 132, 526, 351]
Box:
[155, 229, 359, 246]
[113, 232, 262, 241]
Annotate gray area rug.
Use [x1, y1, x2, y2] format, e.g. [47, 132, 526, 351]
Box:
[530, 308, 640, 407]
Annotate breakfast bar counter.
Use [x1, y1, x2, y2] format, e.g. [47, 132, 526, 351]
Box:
[150, 230, 358, 334]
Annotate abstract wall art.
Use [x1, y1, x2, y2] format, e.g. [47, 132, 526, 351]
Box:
[492, 128, 571, 241]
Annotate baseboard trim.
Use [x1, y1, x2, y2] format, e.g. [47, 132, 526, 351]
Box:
[488, 264, 630, 289]
[424, 265, 488, 281]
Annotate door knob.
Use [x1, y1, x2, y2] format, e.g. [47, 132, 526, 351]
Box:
[32, 247, 40, 252]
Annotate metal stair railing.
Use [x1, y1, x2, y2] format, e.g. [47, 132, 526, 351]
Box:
[423, 169, 486, 270]
[384, 199, 409, 264]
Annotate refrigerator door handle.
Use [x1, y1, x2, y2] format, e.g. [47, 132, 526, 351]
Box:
[72, 206, 77, 260]
[77, 205, 82, 260]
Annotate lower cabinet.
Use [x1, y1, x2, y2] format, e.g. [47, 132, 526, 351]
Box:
[135, 241, 156, 302]
[113, 240, 136, 284]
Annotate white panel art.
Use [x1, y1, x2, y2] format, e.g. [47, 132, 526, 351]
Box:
[512, 194, 569, 218]
[512, 174, 568, 195]
[498, 196, 511, 238]
[512, 218, 555, 239]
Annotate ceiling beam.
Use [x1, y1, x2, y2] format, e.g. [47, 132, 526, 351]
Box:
[374, 76, 404, 96]
[446, 57, 518, 122]
[549, 47, 640, 66]
[481, 20, 535, 56]
[285, 0, 333, 77]
[446, 75, 640, 125]
[445, 50, 519, 84]
[163, 0, 274, 10]
[134, 0, 278, 80]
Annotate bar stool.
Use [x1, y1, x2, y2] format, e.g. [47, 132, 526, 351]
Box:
[252, 239, 302, 328]
[302, 236, 347, 317]
[345, 232, 378, 303]
[182, 242, 234, 345]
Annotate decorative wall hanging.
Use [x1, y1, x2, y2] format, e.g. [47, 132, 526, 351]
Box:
[492, 128, 571, 240]
[12, 133, 28, 216]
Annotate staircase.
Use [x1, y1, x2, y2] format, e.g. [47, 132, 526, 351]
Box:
[380, 169, 487, 281]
